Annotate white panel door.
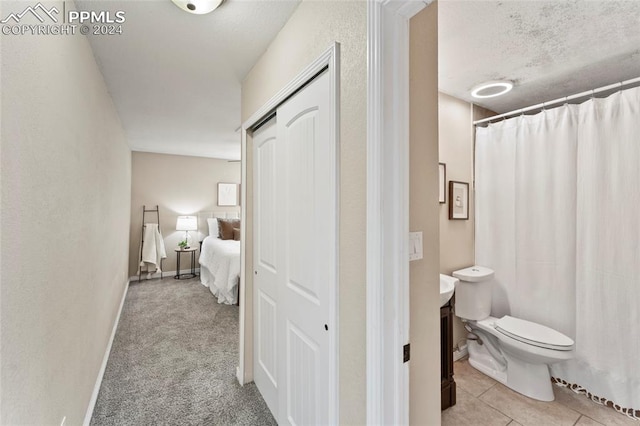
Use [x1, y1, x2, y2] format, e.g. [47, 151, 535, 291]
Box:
[253, 117, 279, 419]
[277, 71, 333, 426]
[253, 70, 335, 426]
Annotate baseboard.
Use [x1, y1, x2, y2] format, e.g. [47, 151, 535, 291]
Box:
[129, 268, 200, 282]
[83, 279, 130, 426]
[453, 344, 468, 362]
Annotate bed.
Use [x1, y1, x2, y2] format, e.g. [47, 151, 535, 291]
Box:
[198, 213, 241, 305]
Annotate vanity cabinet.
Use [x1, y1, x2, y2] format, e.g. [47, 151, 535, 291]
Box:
[441, 296, 456, 410]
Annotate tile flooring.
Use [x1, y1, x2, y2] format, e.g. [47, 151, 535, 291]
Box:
[442, 359, 638, 426]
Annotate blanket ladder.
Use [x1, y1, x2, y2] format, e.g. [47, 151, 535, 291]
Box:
[138, 205, 163, 281]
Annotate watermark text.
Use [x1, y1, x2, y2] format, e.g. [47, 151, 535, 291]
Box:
[1, 2, 126, 36]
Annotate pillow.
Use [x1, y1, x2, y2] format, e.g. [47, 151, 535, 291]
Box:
[233, 227, 241, 241]
[218, 219, 240, 240]
[207, 218, 220, 238]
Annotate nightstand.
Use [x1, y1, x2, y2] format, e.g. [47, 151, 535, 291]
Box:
[174, 247, 197, 280]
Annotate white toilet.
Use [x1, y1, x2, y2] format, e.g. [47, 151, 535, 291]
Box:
[452, 265, 574, 402]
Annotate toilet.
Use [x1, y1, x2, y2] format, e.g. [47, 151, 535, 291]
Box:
[451, 265, 575, 402]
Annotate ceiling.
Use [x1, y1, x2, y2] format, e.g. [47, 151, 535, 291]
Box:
[439, 0, 640, 114]
[78, 0, 299, 160]
[82, 1, 640, 158]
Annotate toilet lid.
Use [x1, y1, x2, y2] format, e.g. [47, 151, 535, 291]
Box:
[495, 316, 574, 351]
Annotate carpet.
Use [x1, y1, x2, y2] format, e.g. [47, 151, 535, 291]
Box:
[90, 277, 276, 426]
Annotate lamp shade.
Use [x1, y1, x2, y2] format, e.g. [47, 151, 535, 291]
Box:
[176, 216, 198, 231]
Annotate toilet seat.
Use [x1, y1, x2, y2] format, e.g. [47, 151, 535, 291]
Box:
[495, 316, 574, 351]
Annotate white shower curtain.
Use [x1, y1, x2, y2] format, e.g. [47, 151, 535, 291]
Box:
[475, 86, 640, 416]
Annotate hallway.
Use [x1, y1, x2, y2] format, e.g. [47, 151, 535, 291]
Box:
[91, 278, 275, 425]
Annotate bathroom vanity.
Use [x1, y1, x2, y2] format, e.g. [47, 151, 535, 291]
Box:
[441, 295, 456, 410]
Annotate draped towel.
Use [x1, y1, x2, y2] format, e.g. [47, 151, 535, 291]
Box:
[138, 223, 166, 274]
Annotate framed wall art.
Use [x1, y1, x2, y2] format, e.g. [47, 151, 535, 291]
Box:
[439, 163, 446, 204]
[448, 181, 469, 220]
[218, 183, 239, 206]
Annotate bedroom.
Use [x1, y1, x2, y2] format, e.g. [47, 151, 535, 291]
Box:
[129, 152, 241, 305]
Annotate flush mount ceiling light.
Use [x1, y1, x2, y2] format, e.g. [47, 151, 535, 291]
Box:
[171, 0, 224, 14]
[471, 80, 514, 99]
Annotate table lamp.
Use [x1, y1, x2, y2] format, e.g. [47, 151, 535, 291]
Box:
[176, 216, 198, 249]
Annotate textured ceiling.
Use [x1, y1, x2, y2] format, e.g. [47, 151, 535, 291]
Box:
[78, 0, 299, 160]
[439, 0, 640, 114]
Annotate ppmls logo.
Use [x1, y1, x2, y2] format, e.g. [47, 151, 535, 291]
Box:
[0, 3, 59, 24]
[1, 2, 126, 36]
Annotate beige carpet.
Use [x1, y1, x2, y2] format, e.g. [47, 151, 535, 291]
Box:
[90, 277, 276, 426]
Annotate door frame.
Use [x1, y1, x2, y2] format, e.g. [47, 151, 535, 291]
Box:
[367, 1, 428, 425]
[238, 43, 340, 424]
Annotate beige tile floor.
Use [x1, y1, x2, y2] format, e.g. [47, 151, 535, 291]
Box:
[442, 359, 638, 426]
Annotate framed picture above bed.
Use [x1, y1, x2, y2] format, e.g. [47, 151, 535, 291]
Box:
[217, 183, 239, 206]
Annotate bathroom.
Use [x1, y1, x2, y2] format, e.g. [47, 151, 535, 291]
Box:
[436, 2, 640, 425]
[437, 80, 640, 426]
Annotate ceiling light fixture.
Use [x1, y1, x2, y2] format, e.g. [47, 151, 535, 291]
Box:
[471, 80, 514, 99]
[170, 0, 224, 15]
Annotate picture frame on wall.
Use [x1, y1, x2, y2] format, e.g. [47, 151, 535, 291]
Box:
[217, 182, 239, 206]
[439, 163, 446, 204]
[448, 181, 469, 220]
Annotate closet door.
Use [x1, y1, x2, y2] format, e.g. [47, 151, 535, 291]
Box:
[253, 117, 279, 419]
[253, 69, 335, 425]
[276, 70, 333, 426]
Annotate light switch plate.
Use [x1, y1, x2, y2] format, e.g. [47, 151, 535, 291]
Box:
[409, 231, 423, 261]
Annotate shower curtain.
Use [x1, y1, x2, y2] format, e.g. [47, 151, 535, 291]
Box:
[475, 86, 640, 417]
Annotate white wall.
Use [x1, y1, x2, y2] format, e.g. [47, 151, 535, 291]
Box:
[1, 24, 131, 424]
[242, 1, 367, 423]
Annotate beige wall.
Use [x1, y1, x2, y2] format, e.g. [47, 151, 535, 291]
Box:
[1, 26, 131, 424]
[409, 4, 443, 425]
[438, 93, 495, 348]
[129, 152, 241, 276]
[241, 1, 367, 423]
[438, 92, 475, 348]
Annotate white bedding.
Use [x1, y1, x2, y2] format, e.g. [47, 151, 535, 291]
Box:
[199, 236, 240, 304]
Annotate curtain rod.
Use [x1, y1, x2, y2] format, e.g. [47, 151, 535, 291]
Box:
[473, 76, 640, 126]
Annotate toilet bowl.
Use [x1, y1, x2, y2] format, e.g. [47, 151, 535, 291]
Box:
[451, 266, 575, 402]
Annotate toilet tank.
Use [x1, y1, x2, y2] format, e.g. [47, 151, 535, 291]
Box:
[452, 266, 494, 320]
